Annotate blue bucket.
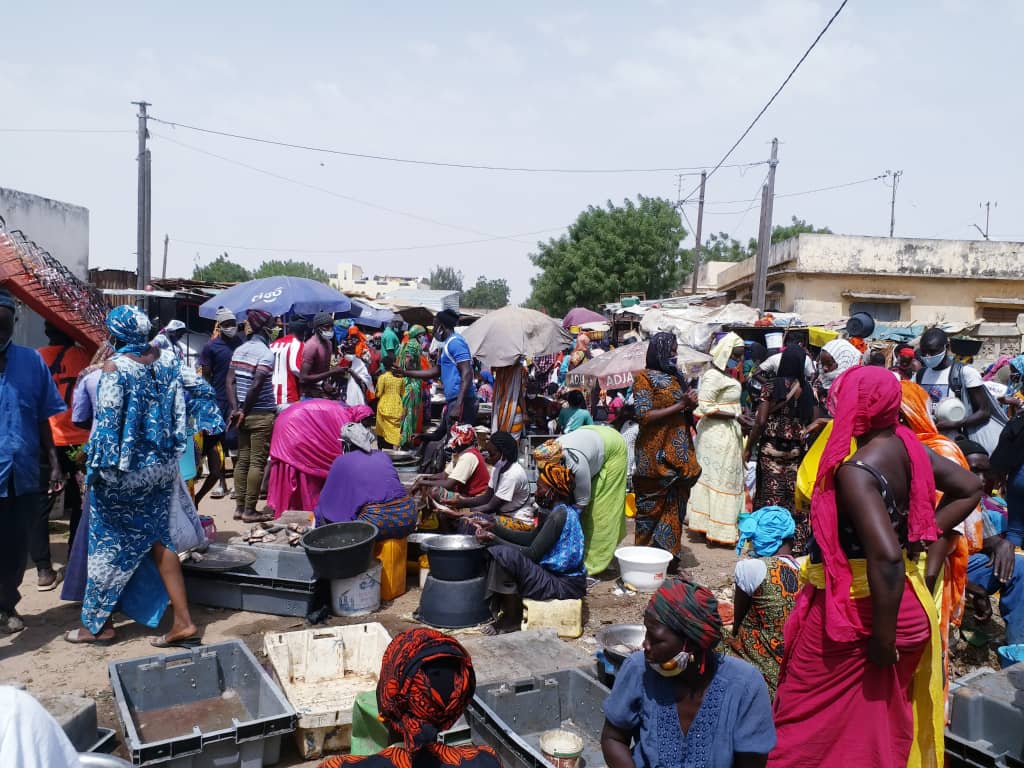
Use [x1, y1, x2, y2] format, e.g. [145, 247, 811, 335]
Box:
[996, 644, 1024, 668]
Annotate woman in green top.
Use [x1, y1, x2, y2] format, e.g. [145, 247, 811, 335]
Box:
[557, 390, 594, 434]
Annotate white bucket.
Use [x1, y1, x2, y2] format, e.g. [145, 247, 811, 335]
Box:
[330, 562, 382, 617]
[614, 546, 673, 592]
[764, 331, 784, 351]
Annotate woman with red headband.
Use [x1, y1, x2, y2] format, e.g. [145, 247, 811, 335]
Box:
[768, 366, 980, 768]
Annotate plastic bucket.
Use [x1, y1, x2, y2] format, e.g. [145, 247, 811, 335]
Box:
[996, 644, 1024, 668]
[330, 562, 382, 617]
[764, 332, 784, 351]
[614, 546, 673, 591]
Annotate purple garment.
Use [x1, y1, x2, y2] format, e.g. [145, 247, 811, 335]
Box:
[314, 451, 407, 525]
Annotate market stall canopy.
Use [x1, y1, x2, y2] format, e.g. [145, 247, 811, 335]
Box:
[198, 276, 350, 319]
[566, 341, 711, 389]
[562, 307, 606, 329]
[344, 298, 395, 328]
[640, 302, 759, 353]
[462, 306, 573, 368]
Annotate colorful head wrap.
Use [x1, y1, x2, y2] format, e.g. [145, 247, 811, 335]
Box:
[106, 305, 151, 354]
[532, 439, 564, 467]
[539, 462, 573, 498]
[710, 332, 744, 372]
[407, 324, 426, 339]
[246, 309, 273, 334]
[815, 366, 938, 643]
[447, 423, 477, 451]
[377, 628, 476, 752]
[1009, 355, 1024, 398]
[735, 505, 796, 556]
[645, 578, 723, 651]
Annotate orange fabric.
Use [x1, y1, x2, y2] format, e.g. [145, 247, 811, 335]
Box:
[38, 344, 91, 446]
[348, 325, 369, 359]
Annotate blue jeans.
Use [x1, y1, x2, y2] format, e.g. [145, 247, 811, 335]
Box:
[1005, 465, 1024, 547]
[967, 551, 1024, 645]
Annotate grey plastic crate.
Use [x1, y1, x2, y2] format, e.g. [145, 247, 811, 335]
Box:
[465, 669, 610, 768]
[947, 663, 1024, 767]
[184, 544, 317, 617]
[109, 640, 297, 767]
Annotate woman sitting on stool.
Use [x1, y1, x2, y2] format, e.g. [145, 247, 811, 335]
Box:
[475, 462, 587, 635]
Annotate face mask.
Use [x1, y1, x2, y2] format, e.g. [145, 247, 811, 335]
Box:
[319, 329, 334, 341]
[648, 650, 692, 677]
[921, 351, 946, 370]
[818, 366, 840, 389]
[429, 337, 443, 355]
[220, 326, 237, 338]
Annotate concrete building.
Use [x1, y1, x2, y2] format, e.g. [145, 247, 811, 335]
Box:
[331, 262, 428, 300]
[716, 234, 1024, 325]
[682, 260, 736, 295]
[382, 288, 460, 314]
[0, 187, 89, 346]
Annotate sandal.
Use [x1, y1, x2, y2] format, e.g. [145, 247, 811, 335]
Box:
[150, 634, 203, 649]
[64, 628, 115, 646]
[241, 511, 274, 523]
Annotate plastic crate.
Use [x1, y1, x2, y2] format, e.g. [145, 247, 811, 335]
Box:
[109, 640, 296, 767]
[947, 663, 1024, 767]
[183, 543, 316, 618]
[263, 623, 392, 760]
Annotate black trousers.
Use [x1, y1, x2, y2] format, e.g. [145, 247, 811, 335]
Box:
[0, 481, 38, 612]
[33, 447, 83, 568]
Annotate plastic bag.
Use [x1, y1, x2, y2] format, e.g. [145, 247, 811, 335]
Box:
[168, 472, 206, 552]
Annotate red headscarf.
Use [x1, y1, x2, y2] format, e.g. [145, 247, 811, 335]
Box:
[812, 366, 938, 643]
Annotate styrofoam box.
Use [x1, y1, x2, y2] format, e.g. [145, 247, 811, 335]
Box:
[263, 623, 392, 760]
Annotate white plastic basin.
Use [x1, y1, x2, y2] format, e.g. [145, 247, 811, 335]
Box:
[614, 546, 672, 592]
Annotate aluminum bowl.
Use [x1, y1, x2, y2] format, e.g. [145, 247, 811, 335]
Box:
[596, 623, 646, 665]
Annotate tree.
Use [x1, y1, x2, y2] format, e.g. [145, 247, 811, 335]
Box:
[462, 276, 510, 309]
[252, 259, 332, 284]
[769, 216, 832, 244]
[697, 218, 833, 264]
[192, 253, 251, 283]
[526, 196, 687, 317]
[429, 265, 464, 292]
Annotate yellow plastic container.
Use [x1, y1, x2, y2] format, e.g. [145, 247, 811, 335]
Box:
[521, 598, 583, 639]
[373, 538, 408, 601]
[625, 492, 636, 518]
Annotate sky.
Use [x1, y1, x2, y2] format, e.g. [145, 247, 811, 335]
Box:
[1, 1, 1022, 303]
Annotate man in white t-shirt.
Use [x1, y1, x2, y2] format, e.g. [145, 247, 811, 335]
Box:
[755, 348, 816, 381]
[916, 327, 990, 438]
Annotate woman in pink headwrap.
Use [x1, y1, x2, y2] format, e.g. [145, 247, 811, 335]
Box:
[768, 366, 980, 768]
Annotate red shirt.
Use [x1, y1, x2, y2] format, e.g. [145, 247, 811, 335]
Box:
[270, 335, 303, 406]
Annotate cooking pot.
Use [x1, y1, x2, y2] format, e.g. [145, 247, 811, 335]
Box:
[596, 624, 646, 667]
[417, 574, 492, 628]
[422, 534, 487, 582]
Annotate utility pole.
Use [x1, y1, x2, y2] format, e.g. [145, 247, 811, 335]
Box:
[132, 100, 151, 290]
[161, 234, 169, 279]
[972, 201, 996, 240]
[886, 169, 902, 237]
[690, 171, 707, 295]
[752, 138, 779, 311]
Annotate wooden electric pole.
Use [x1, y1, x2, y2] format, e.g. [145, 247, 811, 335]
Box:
[690, 171, 707, 295]
[132, 100, 151, 290]
[886, 169, 902, 237]
[161, 234, 169, 279]
[752, 138, 779, 311]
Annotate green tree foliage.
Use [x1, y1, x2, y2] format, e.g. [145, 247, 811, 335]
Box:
[252, 259, 332, 284]
[462, 276, 510, 309]
[429, 265, 464, 292]
[698, 217, 833, 264]
[527, 196, 687, 316]
[192, 253, 252, 283]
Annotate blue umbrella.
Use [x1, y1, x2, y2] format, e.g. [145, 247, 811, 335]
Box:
[198, 276, 350, 320]
[344, 298, 395, 329]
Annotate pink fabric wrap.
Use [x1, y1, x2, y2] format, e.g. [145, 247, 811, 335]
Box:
[811, 365, 938, 643]
[267, 400, 373, 515]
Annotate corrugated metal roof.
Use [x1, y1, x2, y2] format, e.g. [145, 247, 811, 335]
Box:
[383, 288, 460, 313]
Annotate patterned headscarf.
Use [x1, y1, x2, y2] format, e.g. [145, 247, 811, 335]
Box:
[533, 439, 564, 467]
[539, 462, 573, 497]
[735, 505, 796, 556]
[645, 578, 723, 651]
[246, 309, 273, 334]
[646, 332, 687, 387]
[447, 423, 477, 451]
[106, 305, 151, 355]
[822, 339, 862, 375]
[377, 629, 476, 752]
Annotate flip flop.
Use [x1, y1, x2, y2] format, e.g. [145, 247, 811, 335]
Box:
[64, 628, 115, 646]
[211, 488, 228, 499]
[150, 634, 203, 649]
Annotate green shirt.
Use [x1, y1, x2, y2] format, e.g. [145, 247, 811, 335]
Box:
[381, 327, 400, 357]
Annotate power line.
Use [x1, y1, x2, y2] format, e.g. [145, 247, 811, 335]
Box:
[148, 115, 766, 175]
[680, 0, 850, 201]
[698, 173, 886, 212]
[150, 131, 536, 244]
[0, 127, 133, 134]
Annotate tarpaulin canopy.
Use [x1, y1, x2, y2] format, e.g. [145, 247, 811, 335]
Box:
[462, 306, 572, 368]
[562, 307, 606, 329]
[198, 276, 350, 319]
[640, 302, 759, 353]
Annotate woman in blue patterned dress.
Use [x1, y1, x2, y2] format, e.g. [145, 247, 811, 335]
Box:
[64, 306, 198, 647]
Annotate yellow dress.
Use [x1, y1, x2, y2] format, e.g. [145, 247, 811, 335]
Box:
[374, 372, 404, 447]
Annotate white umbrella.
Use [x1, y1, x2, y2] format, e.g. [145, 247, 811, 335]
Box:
[462, 306, 572, 368]
[566, 341, 711, 389]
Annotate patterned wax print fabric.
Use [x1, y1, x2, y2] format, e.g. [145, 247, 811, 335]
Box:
[538, 504, 585, 576]
[359, 496, 419, 540]
[183, 373, 226, 435]
[632, 369, 700, 557]
[397, 332, 426, 447]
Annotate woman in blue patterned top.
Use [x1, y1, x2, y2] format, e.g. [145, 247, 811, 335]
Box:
[602, 578, 775, 768]
[64, 306, 198, 647]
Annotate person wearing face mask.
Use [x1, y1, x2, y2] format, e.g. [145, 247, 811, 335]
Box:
[299, 311, 350, 399]
[687, 333, 746, 546]
[198, 306, 244, 496]
[915, 327, 991, 440]
[473, 460, 587, 635]
[0, 289, 68, 635]
[601, 577, 775, 768]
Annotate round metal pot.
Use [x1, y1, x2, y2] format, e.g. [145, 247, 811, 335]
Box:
[422, 534, 487, 582]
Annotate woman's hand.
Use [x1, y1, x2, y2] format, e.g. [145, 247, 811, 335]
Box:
[868, 635, 899, 666]
[742, 446, 752, 464]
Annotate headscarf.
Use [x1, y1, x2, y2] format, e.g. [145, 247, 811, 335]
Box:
[899, 380, 968, 468]
[814, 366, 938, 643]
[532, 439, 564, 467]
[340, 422, 377, 454]
[447, 424, 477, 451]
[246, 309, 272, 334]
[822, 338, 862, 375]
[1009, 355, 1024, 398]
[773, 344, 814, 424]
[106, 305, 151, 355]
[377, 629, 476, 752]
[710, 332, 744, 372]
[646, 331, 687, 387]
[163, 319, 187, 336]
[735, 505, 796, 556]
[539, 461, 573, 497]
[645, 578, 723, 651]
[407, 324, 426, 340]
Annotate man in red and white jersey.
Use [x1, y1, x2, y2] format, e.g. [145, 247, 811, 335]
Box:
[270, 318, 307, 409]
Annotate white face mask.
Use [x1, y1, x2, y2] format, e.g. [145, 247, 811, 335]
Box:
[319, 329, 334, 341]
[921, 351, 946, 370]
[818, 366, 840, 389]
[429, 337, 443, 355]
[648, 650, 692, 677]
[219, 325, 237, 338]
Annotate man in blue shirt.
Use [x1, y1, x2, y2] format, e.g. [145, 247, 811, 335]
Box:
[0, 289, 67, 633]
[198, 306, 242, 497]
[394, 308, 478, 429]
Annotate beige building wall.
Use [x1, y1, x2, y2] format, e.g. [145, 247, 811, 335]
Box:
[332, 261, 427, 299]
